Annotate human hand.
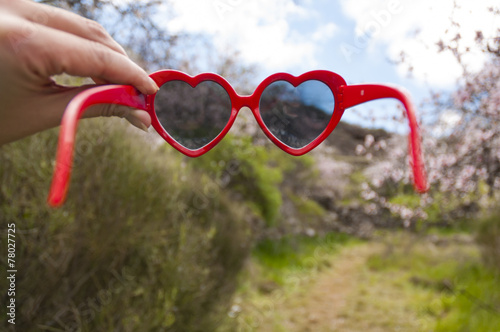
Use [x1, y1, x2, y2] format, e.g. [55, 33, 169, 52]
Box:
[0, 0, 159, 145]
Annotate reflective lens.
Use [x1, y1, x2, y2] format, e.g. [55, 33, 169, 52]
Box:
[259, 80, 335, 149]
[154, 80, 232, 150]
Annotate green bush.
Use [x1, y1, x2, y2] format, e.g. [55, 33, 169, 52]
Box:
[191, 134, 320, 229]
[191, 135, 284, 226]
[0, 119, 254, 331]
[476, 211, 500, 272]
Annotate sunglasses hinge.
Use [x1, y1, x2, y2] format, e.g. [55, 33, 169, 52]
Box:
[339, 85, 345, 110]
[145, 94, 154, 111]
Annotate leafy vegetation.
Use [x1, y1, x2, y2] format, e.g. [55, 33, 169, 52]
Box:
[190, 133, 323, 229]
[0, 120, 255, 331]
[367, 227, 500, 332]
[476, 211, 500, 272]
[0, 118, 327, 331]
[191, 135, 285, 226]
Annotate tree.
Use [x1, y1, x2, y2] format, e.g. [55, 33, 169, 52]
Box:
[430, 32, 500, 196]
[358, 5, 499, 225]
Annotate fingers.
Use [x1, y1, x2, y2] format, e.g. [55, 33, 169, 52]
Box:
[14, 21, 159, 95]
[8, 0, 127, 57]
[83, 103, 152, 132]
[2, 0, 158, 94]
[64, 86, 152, 130]
[124, 110, 152, 131]
[0, 83, 152, 145]
[0, 1, 157, 145]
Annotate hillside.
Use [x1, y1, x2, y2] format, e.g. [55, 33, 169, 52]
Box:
[326, 121, 391, 156]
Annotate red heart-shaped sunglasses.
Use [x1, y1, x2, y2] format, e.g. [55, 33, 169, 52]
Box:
[48, 70, 428, 207]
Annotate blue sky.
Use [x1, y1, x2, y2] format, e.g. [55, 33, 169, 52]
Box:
[162, 0, 499, 131]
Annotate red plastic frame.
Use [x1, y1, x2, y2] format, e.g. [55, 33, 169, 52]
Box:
[48, 70, 429, 207]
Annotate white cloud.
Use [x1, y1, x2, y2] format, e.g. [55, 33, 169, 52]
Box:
[312, 22, 338, 41]
[163, 0, 330, 72]
[339, 0, 499, 87]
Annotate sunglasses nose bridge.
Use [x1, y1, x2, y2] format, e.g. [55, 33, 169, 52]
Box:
[232, 94, 258, 112]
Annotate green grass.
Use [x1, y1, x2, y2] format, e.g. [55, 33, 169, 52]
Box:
[226, 229, 500, 332]
[433, 264, 500, 332]
[253, 232, 356, 276]
[367, 232, 500, 332]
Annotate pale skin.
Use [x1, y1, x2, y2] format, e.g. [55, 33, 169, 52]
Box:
[0, 0, 159, 145]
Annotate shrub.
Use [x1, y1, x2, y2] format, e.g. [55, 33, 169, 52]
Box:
[191, 133, 321, 232]
[476, 211, 500, 272]
[191, 134, 285, 227]
[0, 119, 254, 331]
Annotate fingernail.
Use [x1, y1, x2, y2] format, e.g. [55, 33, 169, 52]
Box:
[126, 111, 150, 133]
[136, 121, 150, 133]
[148, 77, 160, 93]
[137, 77, 159, 95]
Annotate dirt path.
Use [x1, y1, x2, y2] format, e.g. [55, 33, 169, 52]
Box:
[277, 244, 381, 331]
[256, 242, 421, 332]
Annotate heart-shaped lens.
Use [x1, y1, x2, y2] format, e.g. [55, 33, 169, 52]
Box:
[154, 80, 232, 150]
[259, 80, 335, 149]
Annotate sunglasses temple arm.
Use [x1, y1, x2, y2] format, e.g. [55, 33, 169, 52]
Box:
[47, 85, 148, 207]
[341, 84, 429, 193]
